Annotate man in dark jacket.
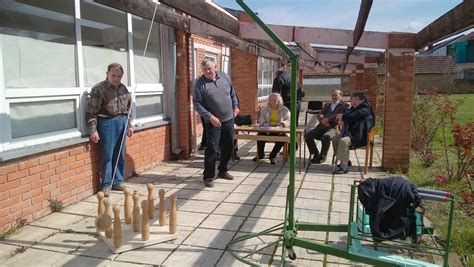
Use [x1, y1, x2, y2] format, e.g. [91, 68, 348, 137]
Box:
[332, 90, 374, 174]
[272, 65, 304, 126]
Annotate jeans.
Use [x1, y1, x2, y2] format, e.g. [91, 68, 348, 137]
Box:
[97, 115, 128, 188]
[204, 118, 234, 180]
[305, 126, 336, 157]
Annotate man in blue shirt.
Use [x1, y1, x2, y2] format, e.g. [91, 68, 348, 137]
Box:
[193, 59, 240, 187]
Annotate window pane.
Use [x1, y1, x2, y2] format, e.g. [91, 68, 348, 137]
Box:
[80, 0, 128, 87]
[136, 94, 163, 118]
[1, 0, 76, 88]
[11, 99, 77, 138]
[132, 16, 162, 83]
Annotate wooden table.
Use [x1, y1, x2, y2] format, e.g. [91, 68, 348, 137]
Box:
[234, 125, 304, 173]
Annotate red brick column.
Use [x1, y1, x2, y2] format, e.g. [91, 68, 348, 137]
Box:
[176, 30, 193, 157]
[349, 70, 357, 93]
[382, 33, 416, 173]
[363, 56, 378, 111]
[230, 48, 258, 121]
[355, 64, 364, 90]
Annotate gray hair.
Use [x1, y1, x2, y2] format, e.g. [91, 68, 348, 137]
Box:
[268, 93, 284, 108]
[201, 58, 216, 69]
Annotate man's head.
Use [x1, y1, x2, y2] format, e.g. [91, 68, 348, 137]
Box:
[331, 89, 342, 103]
[201, 58, 217, 80]
[106, 63, 124, 87]
[350, 90, 367, 108]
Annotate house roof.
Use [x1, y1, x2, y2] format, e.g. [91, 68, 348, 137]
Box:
[377, 56, 455, 74]
[415, 56, 455, 74]
[454, 31, 474, 43]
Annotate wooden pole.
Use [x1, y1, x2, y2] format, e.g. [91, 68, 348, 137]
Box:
[159, 189, 166, 226]
[147, 183, 155, 219]
[141, 200, 150, 241]
[169, 195, 177, 234]
[132, 190, 141, 232]
[113, 204, 122, 248]
[123, 187, 132, 224]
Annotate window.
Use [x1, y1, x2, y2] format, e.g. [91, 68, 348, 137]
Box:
[221, 45, 230, 75]
[0, 0, 170, 153]
[80, 0, 129, 87]
[132, 15, 162, 83]
[10, 99, 77, 139]
[258, 57, 278, 101]
[1, 0, 76, 88]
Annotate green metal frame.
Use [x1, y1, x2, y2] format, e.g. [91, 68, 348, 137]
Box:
[229, 1, 455, 266]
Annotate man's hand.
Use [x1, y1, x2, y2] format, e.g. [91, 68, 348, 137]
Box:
[209, 115, 221, 128]
[233, 107, 240, 118]
[90, 131, 100, 143]
[127, 127, 134, 137]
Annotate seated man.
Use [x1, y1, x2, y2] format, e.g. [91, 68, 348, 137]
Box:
[253, 93, 290, 165]
[332, 90, 374, 174]
[305, 89, 349, 163]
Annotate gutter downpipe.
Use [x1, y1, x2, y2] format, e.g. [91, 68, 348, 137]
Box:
[236, 0, 298, 248]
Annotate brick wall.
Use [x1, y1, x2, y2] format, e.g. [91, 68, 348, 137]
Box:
[176, 30, 193, 157]
[230, 48, 258, 121]
[0, 125, 170, 232]
[382, 33, 416, 173]
[363, 56, 379, 111]
[355, 64, 364, 90]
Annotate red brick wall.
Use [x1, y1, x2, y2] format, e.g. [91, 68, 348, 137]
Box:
[355, 64, 364, 90]
[350, 70, 357, 93]
[176, 30, 193, 157]
[382, 33, 416, 173]
[230, 48, 258, 121]
[363, 56, 378, 111]
[0, 125, 170, 232]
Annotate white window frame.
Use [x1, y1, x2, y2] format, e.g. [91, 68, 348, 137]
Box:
[0, 0, 168, 154]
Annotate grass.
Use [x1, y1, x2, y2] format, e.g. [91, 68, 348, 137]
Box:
[408, 93, 474, 266]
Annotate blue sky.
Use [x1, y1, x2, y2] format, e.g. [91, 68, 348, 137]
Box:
[216, 0, 462, 33]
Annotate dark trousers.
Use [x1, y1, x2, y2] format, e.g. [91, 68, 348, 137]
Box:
[200, 116, 207, 146]
[257, 132, 286, 159]
[284, 102, 301, 126]
[97, 115, 127, 188]
[305, 125, 336, 157]
[204, 118, 234, 180]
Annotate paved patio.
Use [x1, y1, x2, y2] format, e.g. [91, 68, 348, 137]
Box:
[0, 136, 428, 266]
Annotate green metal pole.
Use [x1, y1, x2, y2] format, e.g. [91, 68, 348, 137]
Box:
[443, 197, 455, 267]
[236, 0, 298, 231]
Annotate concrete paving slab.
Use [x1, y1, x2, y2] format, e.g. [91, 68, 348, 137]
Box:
[218, 251, 273, 266]
[257, 195, 287, 207]
[227, 232, 279, 255]
[62, 200, 100, 217]
[295, 209, 328, 224]
[66, 217, 99, 234]
[30, 212, 84, 231]
[250, 205, 286, 220]
[189, 190, 229, 202]
[213, 202, 254, 217]
[1, 225, 57, 247]
[264, 185, 290, 197]
[233, 184, 267, 195]
[2, 248, 111, 266]
[239, 217, 282, 233]
[75, 236, 116, 259]
[295, 198, 329, 211]
[177, 199, 219, 213]
[182, 228, 235, 249]
[246, 171, 278, 179]
[162, 246, 223, 266]
[32, 232, 96, 254]
[241, 176, 274, 187]
[114, 242, 178, 265]
[223, 192, 261, 205]
[0, 243, 19, 262]
[297, 188, 331, 200]
[164, 225, 194, 245]
[301, 181, 333, 191]
[200, 214, 245, 231]
[175, 211, 208, 227]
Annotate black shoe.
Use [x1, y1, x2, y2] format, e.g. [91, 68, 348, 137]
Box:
[337, 160, 352, 168]
[111, 184, 125, 191]
[204, 180, 214, 187]
[309, 153, 320, 163]
[198, 145, 206, 151]
[315, 156, 326, 164]
[269, 158, 276, 165]
[217, 171, 234, 180]
[333, 167, 349, 174]
[233, 155, 241, 160]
